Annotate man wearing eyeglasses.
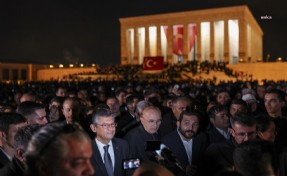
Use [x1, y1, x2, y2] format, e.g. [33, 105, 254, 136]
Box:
[202, 112, 257, 176]
[124, 106, 161, 161]
[90, 108, 129, 176]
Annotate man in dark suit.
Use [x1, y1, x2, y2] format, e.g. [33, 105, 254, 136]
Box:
[90, 108, 130, 176]
[0, 113, 27, 168]
[205, 104, 231, 144]
[159, 96, 191, 138]
[124, 106, 161, 161]
[162, 110, 209, 176]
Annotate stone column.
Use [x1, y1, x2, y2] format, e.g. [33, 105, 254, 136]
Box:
[156, 25, 161, 56]
[167, 25, 173, 65]
[224, 20, 229, 63]
[120, 27, 127, 65]
[196, 22, 201, 63]
[134, 28, 139, 64]
[145, 26, 150, 57]
[183, 24, 188, 63]
[210, 21, 214, 63]
[239, 18, 247, 62]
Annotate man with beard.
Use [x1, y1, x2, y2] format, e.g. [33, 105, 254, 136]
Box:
[162, 110, 209, 176]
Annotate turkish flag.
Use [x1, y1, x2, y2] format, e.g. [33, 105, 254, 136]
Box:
[143, 56, 164, 71]
[188, 24, 196, 52]
[173, 25, 184, 56]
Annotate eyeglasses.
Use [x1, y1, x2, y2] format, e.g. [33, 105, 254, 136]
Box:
[96, 123, 117, 129]
[232, 129, 257, 138]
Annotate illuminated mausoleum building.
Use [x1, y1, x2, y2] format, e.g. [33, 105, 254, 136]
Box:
[119, 5, 263, 65]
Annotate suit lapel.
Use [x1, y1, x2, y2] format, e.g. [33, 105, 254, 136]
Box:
[112, 139, 121, 176]
[91, 141, 109, 176]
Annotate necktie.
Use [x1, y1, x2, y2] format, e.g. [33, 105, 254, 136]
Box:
[103, 145, 113, 176]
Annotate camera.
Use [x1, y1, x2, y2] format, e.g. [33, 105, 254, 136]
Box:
[122, 158, 141, 170]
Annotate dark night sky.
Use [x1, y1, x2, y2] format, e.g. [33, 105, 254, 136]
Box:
[0, 0, 286, 67]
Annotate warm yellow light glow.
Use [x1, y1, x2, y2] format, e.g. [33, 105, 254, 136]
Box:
[277, 57, 282, 62]
[239, 58, 244, 62]
[59, 64, 64, 68]
[69, 64, 74, 68]
[49, 65, 54, 68]
[91, 64, 96, 67]
[80, 64, 84, 67]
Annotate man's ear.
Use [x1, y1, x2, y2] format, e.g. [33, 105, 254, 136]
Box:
[16, 148, 25, 162]
[90, 124, 97, 133]
[210, 118, 215, 125]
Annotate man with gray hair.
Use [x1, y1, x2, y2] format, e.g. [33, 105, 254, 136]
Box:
[89, 108, 129, 176]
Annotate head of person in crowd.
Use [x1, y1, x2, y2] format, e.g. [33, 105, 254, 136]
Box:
[135, 100, 152, 121]
[106, 96, 120, 115]
[233, 139, 278, 176]
[13, 92, 22, 106]
[25, 122, 94, 176]
[20, 92, 36, 103]
[62, 97, 82, 124]
[229, 99, 247, 118]
[254, 114, 277, 143]
[206, 101, 220, 113]
[144, 88, 162, 108]
[241, 88, 254, 96]
[264, 89, 285, 118]
[125, 94, 140, 116]
[177, 110, 201, 140]
[140, 106, 162, 134]
[208, 104, 230, 131]
[47, 96, 64, 122]
[16, 101, 48, 125]
[0, 113, 28, 160]
[115, 87, 127, 106]
[216, 89, 231, 106]
[55, 86, 67, 97]
[257, 85, 266, 100]
[132, 161, 174, 176]
[171, 96, 191, 120]
[90, 108, 116, 144]
[77, 89, 89, 101]
[230, 112, 257, 144]
[242, 93, 258, 113]
[162, 94, 174, 109]
[13, 124, 42, 166]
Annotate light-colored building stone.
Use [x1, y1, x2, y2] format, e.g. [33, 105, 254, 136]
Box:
[119, 5, 263, 65]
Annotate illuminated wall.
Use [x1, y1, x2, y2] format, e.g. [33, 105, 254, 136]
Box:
[126, 29, 134, 64]
[138, 27, 145, 64]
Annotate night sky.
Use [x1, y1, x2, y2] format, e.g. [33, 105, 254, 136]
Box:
[0, 0, 286, 67]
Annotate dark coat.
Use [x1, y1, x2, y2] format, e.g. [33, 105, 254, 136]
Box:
[162, 130, 209, 169]
[205, 126, 228, 144]
[124, 125, 160, 161]
[91, 138, 130, 176]
[0, 157, 24, 176]
[0, 149, 10, 168]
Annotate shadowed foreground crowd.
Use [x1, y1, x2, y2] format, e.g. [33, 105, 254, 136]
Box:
[0, 79, 287, 176]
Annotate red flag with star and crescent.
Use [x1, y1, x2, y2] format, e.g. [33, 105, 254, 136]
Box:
[143, 56, 164, 71]
[173, 25, 184, 56]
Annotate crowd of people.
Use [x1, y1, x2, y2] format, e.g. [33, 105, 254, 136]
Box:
[68, 61, 251, 82]
[0, 77, 287, 176]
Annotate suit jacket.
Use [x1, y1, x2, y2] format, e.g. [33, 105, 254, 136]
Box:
[162, 130, 209, 169]
[0, 149, 10, 168]
[205, 126, 227, 144]
[0, 157, 24, 176]
[124, 125, 160, 161]
[159, 110, 177, 138]
[91, 138, 130, 176]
